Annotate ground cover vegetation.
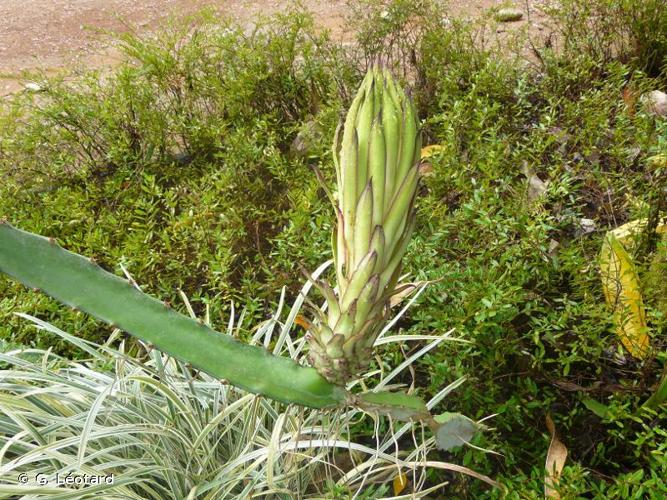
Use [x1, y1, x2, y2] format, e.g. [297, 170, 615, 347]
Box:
[0, 0, 666, 496]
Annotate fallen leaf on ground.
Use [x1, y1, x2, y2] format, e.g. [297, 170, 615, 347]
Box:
[389, 281, 428, 308]
[521, 163, 548, 200]
[419, 145, 444, 177]
[599, 232, 650, 359]
[420, 144, 444, 158]
[545, 415, 568, 499]
[393, 472, 408, 495]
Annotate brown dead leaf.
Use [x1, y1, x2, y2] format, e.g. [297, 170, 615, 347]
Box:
[545, 414, 568, 499]
[418, 161, 435, 177]
[419, 145, 443, 178]
[622, 86, 638, 118]
[521, 163, 548, 201]
[389, 281, 431, 308]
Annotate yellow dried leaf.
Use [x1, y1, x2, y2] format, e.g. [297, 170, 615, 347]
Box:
[599, 232, 650, 359]
[648, 153, 667, 169]
[393, 472, 408, 495]
[419, 145, 443, 178]
[608, 218, 666, 249]
[294, 315, 312, 330]
[420, 144, 444, 158]
[545, 415, 568, 499]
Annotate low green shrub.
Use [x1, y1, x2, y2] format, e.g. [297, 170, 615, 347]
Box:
[548, 0, 667, 79]
[337, 1, 667, 494]
[0, 9, 352, 351]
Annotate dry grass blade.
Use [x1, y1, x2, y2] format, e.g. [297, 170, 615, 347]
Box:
[0, 280, 491, 497]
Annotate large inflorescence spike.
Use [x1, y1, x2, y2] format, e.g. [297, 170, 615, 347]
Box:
[307, 66, 422, 385]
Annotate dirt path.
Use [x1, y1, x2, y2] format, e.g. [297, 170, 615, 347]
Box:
[1, 0, 548, 96]
[0, 0, 350, 94]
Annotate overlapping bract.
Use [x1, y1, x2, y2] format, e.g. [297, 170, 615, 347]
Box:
[308, 67, 421, 384]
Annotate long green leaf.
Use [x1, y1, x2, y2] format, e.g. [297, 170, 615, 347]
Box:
[0, 223, 479, 450]
[0, 223, 347, 408]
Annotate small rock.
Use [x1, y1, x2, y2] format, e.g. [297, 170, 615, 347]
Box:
[527, 174, 547, 200]
[495, 8, 524, 23]
[641, 90, 667, 117]
[576, 218, 597, 237]
[24, 82, 42, 92]
[172, 151, 193, 166]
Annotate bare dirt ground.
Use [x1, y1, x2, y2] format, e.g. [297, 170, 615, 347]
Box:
[0, 0, 548, 96]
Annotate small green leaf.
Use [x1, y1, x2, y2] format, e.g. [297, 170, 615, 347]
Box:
[582, 398, 609, 418]
[432, 412, 477, 451]
[642, 367, 667, 410]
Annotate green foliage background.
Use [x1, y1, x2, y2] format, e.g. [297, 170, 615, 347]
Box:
[1, 0, 666, 496]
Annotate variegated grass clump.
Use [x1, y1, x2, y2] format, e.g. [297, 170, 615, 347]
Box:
[307, 66, 421, 385]
[0, 275, 493, 498]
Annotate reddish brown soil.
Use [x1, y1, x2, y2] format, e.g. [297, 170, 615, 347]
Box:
[0, 0, 549, 96]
